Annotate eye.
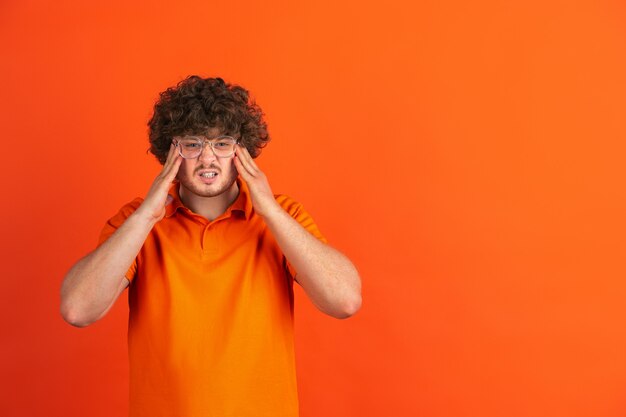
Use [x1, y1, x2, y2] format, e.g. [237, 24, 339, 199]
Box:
[214, 137, 235, 148]
[182, 141, 201, 149]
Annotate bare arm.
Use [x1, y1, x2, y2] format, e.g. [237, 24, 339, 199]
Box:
[234, 145, 362, 319]
[262, 207, 362, 319]
[60, 144, 182, 327]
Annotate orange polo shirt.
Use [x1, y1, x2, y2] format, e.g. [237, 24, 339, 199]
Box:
[98, 178, 326, 417]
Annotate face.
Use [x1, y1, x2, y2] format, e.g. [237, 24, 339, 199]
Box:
[174, 128, 239, 198]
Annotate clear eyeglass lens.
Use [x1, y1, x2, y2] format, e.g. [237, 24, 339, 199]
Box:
[177, 137, 236, 158]
[212, 138, 236, 157]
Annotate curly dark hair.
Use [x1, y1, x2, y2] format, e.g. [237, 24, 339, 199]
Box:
[148, 76, 270, 164]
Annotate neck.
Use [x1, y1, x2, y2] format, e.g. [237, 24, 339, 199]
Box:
[178, 181, 240, 221]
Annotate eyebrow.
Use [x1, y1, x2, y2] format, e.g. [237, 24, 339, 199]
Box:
[181, 134, 232, 139]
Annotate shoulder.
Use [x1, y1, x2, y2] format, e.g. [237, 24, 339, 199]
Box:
[104, 197, 144, 227]
[273, 194, 304, 217]
[273, 194, 327, 243]
[97, 197, 144, 246]
[115, 197, 144, 218]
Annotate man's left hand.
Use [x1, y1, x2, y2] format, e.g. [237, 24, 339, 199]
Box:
[234, 144, 281, 218]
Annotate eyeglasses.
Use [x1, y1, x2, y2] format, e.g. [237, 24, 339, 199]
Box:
[173, 135, 238, 159]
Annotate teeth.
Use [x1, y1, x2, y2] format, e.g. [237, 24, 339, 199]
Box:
[201, 172, 217, 178]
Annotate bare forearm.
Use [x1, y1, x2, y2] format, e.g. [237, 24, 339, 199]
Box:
[61, 144, 183, 327]
[262, 206, 362, 319]
[232, 144, 361, 318]
[60, 212, 156, 327]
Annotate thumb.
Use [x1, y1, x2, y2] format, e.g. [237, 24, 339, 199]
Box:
[165, 195, 174, 206]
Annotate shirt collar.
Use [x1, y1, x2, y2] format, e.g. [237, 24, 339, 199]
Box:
[164, 177, 252, 220]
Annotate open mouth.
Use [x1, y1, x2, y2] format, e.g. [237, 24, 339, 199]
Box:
[197, 170, 219, 183]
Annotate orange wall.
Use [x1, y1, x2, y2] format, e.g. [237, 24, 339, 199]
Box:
[1, 1, 626, 416]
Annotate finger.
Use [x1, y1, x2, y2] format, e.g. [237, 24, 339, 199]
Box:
[237, 144, 259, 169]
[233, 145, 254, 176]
[235, 145, 260, 175]
[166, 142, 181, 165]
[159, 143, 177, 175]
[160, 144, 183, 182]
[163, 152, 183, 181]
[233, 153, 254, 180]
[234, 152, 258, 179]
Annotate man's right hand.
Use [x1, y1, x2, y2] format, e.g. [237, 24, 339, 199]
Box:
[134, 143, 183, 223]
[61, 143, 182, 327]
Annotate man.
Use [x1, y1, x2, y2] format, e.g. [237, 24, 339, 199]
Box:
[60, 75, 362, 417]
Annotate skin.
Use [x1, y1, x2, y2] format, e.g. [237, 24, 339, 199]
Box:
[175, 127, 241, 220]
[60, 135, 362, 326]
[233, 144, 362, 318]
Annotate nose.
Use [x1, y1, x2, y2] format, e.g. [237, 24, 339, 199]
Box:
[197, 140, 217, 163]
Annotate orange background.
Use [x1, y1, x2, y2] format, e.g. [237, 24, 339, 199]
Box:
[1, 1, 626, 416]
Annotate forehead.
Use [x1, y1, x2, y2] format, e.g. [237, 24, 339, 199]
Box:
[204, 127, 223, 137]
[179, 127, 225, 138]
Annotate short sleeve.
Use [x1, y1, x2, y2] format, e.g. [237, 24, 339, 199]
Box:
[96, 198, 144, 283]
[275, 195, 328, 280]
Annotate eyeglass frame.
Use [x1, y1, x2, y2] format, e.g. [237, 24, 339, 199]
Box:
[172, 135, 239, 159]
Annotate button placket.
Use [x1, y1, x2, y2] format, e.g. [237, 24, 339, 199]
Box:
[200, 224, 216, 253]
